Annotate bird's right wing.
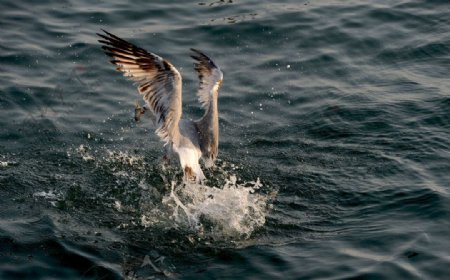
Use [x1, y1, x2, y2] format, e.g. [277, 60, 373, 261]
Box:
[98, 30, 182, 145]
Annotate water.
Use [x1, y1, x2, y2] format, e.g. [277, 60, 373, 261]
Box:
[1, 0, 449, 279]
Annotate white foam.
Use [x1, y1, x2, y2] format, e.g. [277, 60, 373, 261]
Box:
[33, 190, 63, 207]
[105, 150, 144, 167]
[76, 144, 94, 162]
[33, 190, 61, 200]
[0, 158, 17, 167]
[144, 175, 275, 239]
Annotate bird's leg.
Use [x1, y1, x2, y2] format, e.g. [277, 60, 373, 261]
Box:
[182, 165, 206, 184]
[183, 166, 195, 183]
[134, 101, 147, 122]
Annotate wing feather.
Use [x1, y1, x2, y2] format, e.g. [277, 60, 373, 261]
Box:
[190, 48, 223, 109]
[98, 30, 182, 145]
[190, 49, 222, 165]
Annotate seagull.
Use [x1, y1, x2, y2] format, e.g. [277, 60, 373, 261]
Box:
[97, 30, 223, 183]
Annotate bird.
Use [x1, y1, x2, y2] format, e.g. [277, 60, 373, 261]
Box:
[97, 30, 223, 183]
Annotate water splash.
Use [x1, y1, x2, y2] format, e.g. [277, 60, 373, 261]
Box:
[33, 190, 63, 207]
[70, 145, 276, 240]
[144, 175, 275, 239]
[76, 144, 95, 162]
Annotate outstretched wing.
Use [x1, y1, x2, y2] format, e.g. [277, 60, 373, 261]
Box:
[190, 49, 223, 166]
[97, 30, 182, 145]
[190, 48, 223, 109]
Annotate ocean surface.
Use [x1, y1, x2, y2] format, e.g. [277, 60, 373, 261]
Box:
[1, 0, 449, 279]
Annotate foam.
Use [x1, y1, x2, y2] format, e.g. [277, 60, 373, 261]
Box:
[33, 190, 63, 207]
[145, 175, 275, 239]
[76, 144, 95, 162]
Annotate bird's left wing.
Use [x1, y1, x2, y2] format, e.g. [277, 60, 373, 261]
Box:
[190, 48, 223, 109]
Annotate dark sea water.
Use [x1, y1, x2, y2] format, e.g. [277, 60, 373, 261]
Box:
[1, 0, 450, 279]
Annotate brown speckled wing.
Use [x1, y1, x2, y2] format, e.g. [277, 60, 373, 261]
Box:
[98, 30, 182, 145]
